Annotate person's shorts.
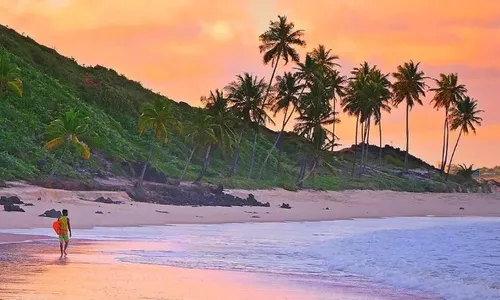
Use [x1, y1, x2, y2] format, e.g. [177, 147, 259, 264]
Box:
[58, 234, 69, 242]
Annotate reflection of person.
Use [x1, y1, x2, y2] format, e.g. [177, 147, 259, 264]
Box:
[58, 209, 72, 256]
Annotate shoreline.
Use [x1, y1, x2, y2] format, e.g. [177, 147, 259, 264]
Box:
[1, 181, 499, 233]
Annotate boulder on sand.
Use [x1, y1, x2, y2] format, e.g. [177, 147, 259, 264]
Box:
[3, 204, 25, 212]
[95, 197, 123, 204]
[0, 196, 24, 206]
[39, 209, 62, 218]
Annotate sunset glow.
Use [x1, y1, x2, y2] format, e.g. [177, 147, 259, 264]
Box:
[1, 0, 498, 166]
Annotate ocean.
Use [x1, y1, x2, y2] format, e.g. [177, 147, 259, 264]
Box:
[3, 217, 500, 300]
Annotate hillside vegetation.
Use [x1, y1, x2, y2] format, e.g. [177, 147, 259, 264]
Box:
[0, 23, 489, 192]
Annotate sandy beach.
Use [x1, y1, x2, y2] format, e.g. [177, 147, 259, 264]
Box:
[0, 240, 320, 300]
[1, 181, 500, 236]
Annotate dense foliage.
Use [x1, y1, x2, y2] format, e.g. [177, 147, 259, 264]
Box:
[0, 21, 486, 192]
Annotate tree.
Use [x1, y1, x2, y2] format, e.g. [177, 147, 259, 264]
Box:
[429, 73, 467, 174]
[259, 15, 306, 110]
[391, 60, 428, 172]
[309, 44, 340, 74]
[258, 72, 304, 179]
[446, 97, 483, 179]
[366, 69, 392, 163]
[293, 68, 335, 185]
[0, 51, 23, 98]
[195, 92, 236, 183]
[226, 73, 274, 179]
[180, 109, 217, 180]
[45, 109, 91, 178]
[137, 98, 177, 187]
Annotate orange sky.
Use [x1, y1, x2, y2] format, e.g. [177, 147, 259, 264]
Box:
[1, 0, 499, 167]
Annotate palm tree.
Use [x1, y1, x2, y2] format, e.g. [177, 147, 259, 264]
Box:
[259, 15, 306, 109]
[180, 109, 217, 180]
[137, 98, 177, 187]
[195, 93, 236, 183]
[309, 45, 340, 74]
[429, 73, 467, 174]
[45, 109, 91, 178]
[0, 51, 23, 98]
[324, 69, 346, 150]
[293, 69, 335, 185]
[258, 72, 304, 179]
[366, 69, 392, 163]
[226, 73, 274, 179]
[446, 97, 483, 179]
[391, 60, 428, 172]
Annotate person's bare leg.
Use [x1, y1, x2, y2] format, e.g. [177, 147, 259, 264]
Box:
[59, 240, 64, 257]
[64, 241, 69, 256]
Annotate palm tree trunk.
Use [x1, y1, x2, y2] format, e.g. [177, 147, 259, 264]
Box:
[180, 146, 196, 180]
[296, 158, 307, 187]
[360, 119, 365, 171]
[379, 117, 383, 164]
[365, 118, 371, 170]
[138, 143, 154, 187]
[50, 144, 69, 179]
[261, 56, 281, 110]
[442, 110, 450, 173]
[297, 158, 318, 186]
[259, 106, 295, 180]
[331, 99, 337, 151]
[228, 129, 245, 177]
[404, 103, 410, 172]
[445, 129, 463, 180]
[195, 144, 213, 183]
[248, 131, 258, 179]
[351, 114, 359, 176]
[439, 110, 448, 173]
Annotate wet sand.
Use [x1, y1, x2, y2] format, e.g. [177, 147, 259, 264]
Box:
[0, 240, 331, 300]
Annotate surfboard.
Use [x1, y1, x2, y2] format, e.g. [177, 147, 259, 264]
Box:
[53, 220, 60, 235]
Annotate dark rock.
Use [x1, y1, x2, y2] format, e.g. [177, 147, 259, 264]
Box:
[251, 215, 261, 219]
[39, 209, 62, 218]
[95, 211, 104, 214]
[0, 196, 24, 206]
[280, 203, 292, 209]
[37, 197, 41, 201]
[23, 203, 35, 207]
[459, 207, 465, 210]
[4, 204, 25, 212]
[127, 186, 149, 202]
[210, 184, 224, 195]
[155, 210, 170, 214]
[324, 207, 330, 210]
[95, 197, 123, 204]
[0, 181, 8, 188]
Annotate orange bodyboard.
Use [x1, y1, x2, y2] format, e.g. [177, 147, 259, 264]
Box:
[53, 220, 61, 235]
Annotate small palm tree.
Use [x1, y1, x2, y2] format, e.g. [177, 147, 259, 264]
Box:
[258, 72, 304, 179]
[0, 51, 23, 98]
[446, 97, 483, 179]
[195, 94, 236, 183]
[429, 73, 467, 174]
[392, 60, 428, 172]
[259, 15, 306, 109]
[45, 109, 91, 178]
[226, 73, 274, 179]
[180, 109, 218, 180]
[137, 98, 178, 187]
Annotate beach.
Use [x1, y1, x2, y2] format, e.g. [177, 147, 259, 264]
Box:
[1, 181, 500, 231]
[1, 182, 500, 299]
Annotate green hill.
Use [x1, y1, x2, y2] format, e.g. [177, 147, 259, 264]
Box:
[0, 25, 485, 192]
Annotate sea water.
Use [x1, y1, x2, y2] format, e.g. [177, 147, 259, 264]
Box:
[3, 217, 500, 299]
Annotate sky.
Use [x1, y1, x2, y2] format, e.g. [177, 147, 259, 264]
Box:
[1, 0, 499, 167]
